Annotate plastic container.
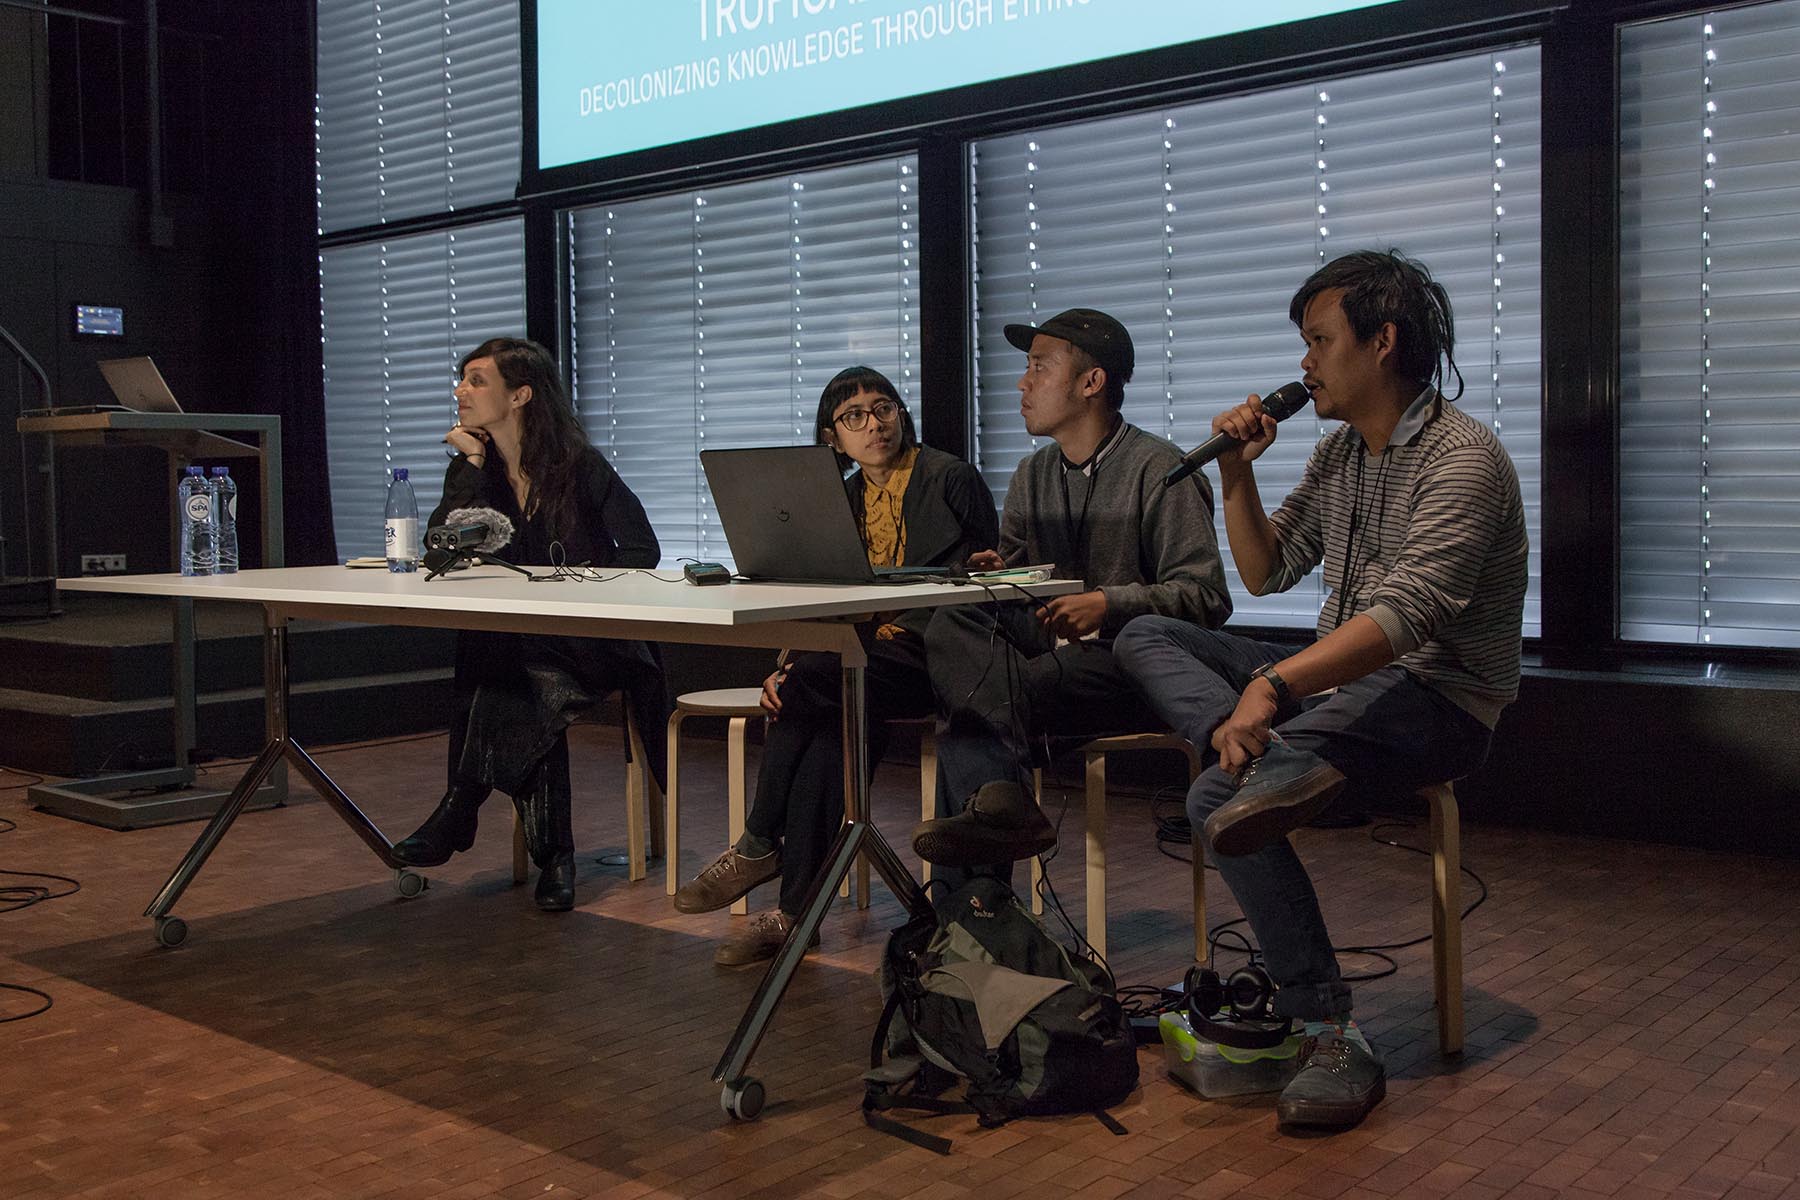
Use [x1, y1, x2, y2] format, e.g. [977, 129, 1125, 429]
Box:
[384, 467, 419, 572]
[178, 465, 216, 576]
[209, 466, 238, 573]
[1158, 1010, 1303, 1098]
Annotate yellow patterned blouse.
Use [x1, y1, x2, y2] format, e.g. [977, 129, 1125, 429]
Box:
[860, 445, 918, 568]
[860, 445, 918, 640]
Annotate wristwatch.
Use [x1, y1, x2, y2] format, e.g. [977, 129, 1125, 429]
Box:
[1249, 663, 1295, 712]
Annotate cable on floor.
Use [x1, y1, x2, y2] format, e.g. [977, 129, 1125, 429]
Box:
[0, 815, 79, 1024]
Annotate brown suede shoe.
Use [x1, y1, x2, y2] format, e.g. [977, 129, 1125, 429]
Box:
[714, 909, 819, 967]
[672, 846, 782, 914]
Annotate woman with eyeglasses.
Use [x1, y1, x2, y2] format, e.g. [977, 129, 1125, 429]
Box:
[673, 365, 998, 965]
[388, 337, 669, 912]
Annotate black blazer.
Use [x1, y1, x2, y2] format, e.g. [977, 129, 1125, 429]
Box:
[843, 444, 998, 571]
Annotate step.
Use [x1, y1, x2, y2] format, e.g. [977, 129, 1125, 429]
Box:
[0, 668, 455, 775]
[0, 594, 453, 701]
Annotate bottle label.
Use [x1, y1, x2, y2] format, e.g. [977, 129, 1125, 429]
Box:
[185, 493, 211, 522]
[385, 518, 418, 557]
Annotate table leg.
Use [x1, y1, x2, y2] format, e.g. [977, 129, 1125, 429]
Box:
[710, 660, 933, 1115]
[143, 617, 404, 937]
[144, 618, 296, 922]
[142, 734, 289, 922]
[172, 597, 198, 779]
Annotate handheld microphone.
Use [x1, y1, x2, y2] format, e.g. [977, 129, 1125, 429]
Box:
[1162, 381, 1313, 488]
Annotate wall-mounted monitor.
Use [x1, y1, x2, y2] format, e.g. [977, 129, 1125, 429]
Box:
[534, 0, 1403, 174]
[72, 304, 125, 339]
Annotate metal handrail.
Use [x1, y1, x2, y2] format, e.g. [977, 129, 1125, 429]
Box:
[1, 320, 53, 582]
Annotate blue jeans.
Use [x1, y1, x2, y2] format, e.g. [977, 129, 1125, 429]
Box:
[1113, 615, 1492, 1021]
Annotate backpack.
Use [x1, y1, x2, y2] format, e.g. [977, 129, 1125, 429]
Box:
[863, 875, 1138, 1150]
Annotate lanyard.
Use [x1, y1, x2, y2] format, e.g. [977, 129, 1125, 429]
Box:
[1059, 420, 1122, 582]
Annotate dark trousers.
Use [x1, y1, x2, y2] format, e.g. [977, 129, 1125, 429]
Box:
[922, 599, 1161, 812]
[745, 631, 935, 916]
[445, 633, 671, 868]
[1112, 615, 1492, 1020]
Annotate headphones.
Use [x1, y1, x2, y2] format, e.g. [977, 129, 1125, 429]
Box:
[1180, 963, 1293, 1050]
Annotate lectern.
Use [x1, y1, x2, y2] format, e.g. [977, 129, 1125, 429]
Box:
[14, 410, 286, 826]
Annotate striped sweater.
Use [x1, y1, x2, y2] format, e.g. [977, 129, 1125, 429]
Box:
[1262, 390, 1528, 728]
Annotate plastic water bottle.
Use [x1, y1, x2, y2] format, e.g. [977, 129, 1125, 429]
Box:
[209, 467, 239, 574]
[178, 465, 216, 576]
[384, 467, 419, 572]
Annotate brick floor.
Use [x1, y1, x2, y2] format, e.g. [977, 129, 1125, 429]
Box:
[2, 726, 1798, 1198]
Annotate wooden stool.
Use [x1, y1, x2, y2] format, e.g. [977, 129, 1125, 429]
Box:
[510, 704, 662, 884]
[661, 690, 911, 916]
[917, 730, 1204, 963]
[661, 688, 765, 916]
[888, 717, 940, 904]
[1423, 780, 1464, 1054]
[1058, 732, 1205, 962]
[1187, 779, 1466, 1056]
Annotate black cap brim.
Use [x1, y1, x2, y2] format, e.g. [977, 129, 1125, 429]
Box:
[1003, 323, 1045, 355]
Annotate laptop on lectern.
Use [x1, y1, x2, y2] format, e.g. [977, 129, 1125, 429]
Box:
[96, 357, 185, 413]
[700, 445, 948, 585]
[21, 357, 188, 418]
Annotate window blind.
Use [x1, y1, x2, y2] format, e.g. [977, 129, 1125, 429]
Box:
[315, 0, 521, 234]
[567, 156, 921, 566]
[1619, 3, 1800, 648]
[971, 48, 1543, 634]
[320, 218, 526, 560]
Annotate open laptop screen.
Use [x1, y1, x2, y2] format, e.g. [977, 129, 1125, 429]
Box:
[700, 445, 885, 583]
[96, 357, 184, 413]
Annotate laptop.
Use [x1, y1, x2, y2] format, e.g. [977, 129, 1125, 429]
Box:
[700, 445, 951, 585]
[97, 357, 185, 413]
[22, 357, 187, 418]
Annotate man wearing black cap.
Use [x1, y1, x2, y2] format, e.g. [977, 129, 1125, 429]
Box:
[913, 307, 1233, 868]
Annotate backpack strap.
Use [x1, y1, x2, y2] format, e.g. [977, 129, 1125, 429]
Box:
[862, 1099, 957, 1156]
[869, 988, 903, 1069]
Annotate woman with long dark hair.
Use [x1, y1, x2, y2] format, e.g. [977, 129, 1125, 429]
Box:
[672, 366, 997, 964]
[390, 337, 668, 911]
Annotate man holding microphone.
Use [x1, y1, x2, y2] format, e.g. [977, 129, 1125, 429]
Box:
[1115, 250, 1528, 1130]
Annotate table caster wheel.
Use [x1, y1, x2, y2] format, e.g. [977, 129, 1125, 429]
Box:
[154, 916, 188, 948]
[720, 1077, 765, 1121]
[394, 869, 427, 898]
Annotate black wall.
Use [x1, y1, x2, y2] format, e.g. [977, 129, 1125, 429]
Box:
[0, 3, 331, 575]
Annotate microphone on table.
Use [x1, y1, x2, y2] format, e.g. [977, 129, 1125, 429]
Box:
[1162, 381, 1314, 488]
[426, 506, 513, 555]
[424, 506, 530, 581]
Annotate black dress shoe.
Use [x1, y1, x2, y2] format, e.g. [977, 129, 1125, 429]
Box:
[534, 853, 576, 911]
[912, 780, 1056, 867]
[391, 790, 482, 866]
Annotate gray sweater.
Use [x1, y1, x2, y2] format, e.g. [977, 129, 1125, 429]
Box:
[999, 422, 1233, 636]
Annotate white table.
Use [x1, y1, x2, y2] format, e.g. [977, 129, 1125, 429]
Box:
[57, 564, 1076, 1118]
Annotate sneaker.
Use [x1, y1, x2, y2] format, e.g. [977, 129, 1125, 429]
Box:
[1276, 1028, 1386, 1129]
[911, 780, 1057, 867]
[673, 846, 782, 914]
[713, 909, 819, 967]
[1203, 739, 1347, 857]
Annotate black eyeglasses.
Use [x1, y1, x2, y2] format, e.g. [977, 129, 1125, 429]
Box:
[833, 398, 901, 431]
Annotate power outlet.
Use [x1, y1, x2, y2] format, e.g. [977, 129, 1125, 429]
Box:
[80, 553, 127, 575]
